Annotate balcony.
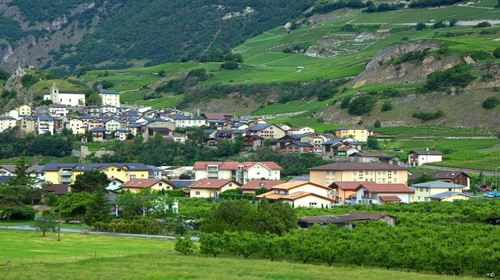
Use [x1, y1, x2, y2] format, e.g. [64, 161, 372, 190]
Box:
[59, 177, 72, 183]
[58, 171, 72, 176]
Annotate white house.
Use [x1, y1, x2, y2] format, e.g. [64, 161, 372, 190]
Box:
[256, 181, 334, 208]
[99, 89, 120, 107]
[193, 161, 282, 184]
[410, 181, 465, 202]
[67, 118, 85, 135]
[104, 119, 121, 132]
[353, 182, 414, 204]
[162, 114, 207, 128]
[48, 104, 69, 117]
[37, 115, 55, 135]
[408, 150, 443, 166]
[44, 82, 85, 107]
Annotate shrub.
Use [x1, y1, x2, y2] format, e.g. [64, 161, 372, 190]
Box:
[367, 136, 379, 149]
[449, 19, 457, 27]
[381, 101, 393, 112]
[200, 233, 225, 257]
[340, 96, 351, 109]
[415, 23, 426, 30]
[220, 61, 239, 70]
[412, 110, 444, 121]
[175, 235, 195, 255]
[475, 21, 491, 28]
[348, 95, 377, 116]
[482, 97, 499, 109]
[493, 47, 500, 58]
[424, 64, 475, 91]
[374, 120, 381, 128]
[432, 21, 447, 29]
[470, 50, 490, 60]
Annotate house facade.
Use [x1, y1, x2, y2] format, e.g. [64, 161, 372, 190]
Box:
[193, 161, 282, 184]
[335, 129, 372, 142]
[310, 162, 408, 187]
[120, 178, 171, 193]
[410, 181, 465, 202]
[189, 179, 239, 198]
[256, 181, 334, 208]
[99, 90, 121, 107]
[408, 150, 443, 166]
[0, 117, 17, 132]
[353, 182, 414, 204]
[44, 83, 85, 107]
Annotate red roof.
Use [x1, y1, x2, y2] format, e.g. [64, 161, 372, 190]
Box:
[193, 161, 282, 171]
[122, 179, 165, 188]
[378, 195, 402, 202]
[329, 181, 362, 190]
[240, 180, 287, 190]
[356, 182, 414, 194]
[188, 179, 238, 189]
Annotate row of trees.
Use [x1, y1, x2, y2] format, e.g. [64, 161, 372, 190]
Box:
[0, 128, 75, 158]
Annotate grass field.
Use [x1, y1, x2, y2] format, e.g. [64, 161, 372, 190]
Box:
[0, 230, 479, 279]
[374, 125, 495, 137]
[0, 155, 80, 165]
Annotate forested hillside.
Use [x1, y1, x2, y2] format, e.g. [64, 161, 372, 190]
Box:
[0, 0, 312, 71]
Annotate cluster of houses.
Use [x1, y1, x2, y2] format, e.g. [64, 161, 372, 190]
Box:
[0, 158, 471, 208]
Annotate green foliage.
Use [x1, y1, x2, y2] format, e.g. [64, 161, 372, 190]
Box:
[21, 74, 40, 88]
[0, 16, 26, 42]
[412, 110, 444, 121]
[202, 200, 297, 235]
[494, 47, 500, 58]
[0, 69, 10, 80]
[57, 192, 93, 221]
[199, 233, 225, 257]
[364, 2, 404, 13]
[424, 64, 475, 91]
[33, 211, 57, 237]
[71, 170, 110, 193]
[84, 189, 110, 226]
[482, 96, 499, 109]
[9, 0, 90, 23]
[95, 217, 185, 235]
[409, 0, 463, 8]
[381, 101, 393, 112]
[220, 61, 239, 70]
[175, 235, 195, 255]
[367, 136, 379, 149]
[415, 23, 426, 30]
[224, 53, 243, 63]
[0, 185, 35, 220]
[348, 95, 376, 116]
[408, 173, 435, 185]
[475, 21, 492, 28]
[202, 200, 500, 276]
[374, 120, 381, 128]
[432, 21, 448, 29]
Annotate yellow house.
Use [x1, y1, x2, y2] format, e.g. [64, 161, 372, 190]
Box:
[310, 162, 408, 187]
[335, 128, 372, 142]
[18, 105, 32, 116]
[428, 191, 471, 202]
[43, 163, 152, 185]
[189, 179, 240, 198]
[120, 178, 171, 193]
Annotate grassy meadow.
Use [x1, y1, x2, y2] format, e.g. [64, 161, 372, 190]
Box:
[0, 230, 480, 279]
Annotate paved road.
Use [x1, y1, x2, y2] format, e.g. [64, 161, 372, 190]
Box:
[0, 225, 199, 241]
[421, 165, 498, 176]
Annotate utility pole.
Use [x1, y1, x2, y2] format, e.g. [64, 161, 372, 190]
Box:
[57, 208, 61, 242]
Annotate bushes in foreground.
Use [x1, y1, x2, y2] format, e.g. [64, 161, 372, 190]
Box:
[199, 221, 499, 276]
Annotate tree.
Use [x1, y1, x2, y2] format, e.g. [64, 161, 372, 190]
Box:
[449, 19, 457, 27]
[482, 97, 498, 109]
[57, 192, 94, 221]
[475, 21, 491, 28]
[374, 120, 381, 128]
[175, 235, 195, 255]
[71, 170, 110, 193]
[34, 211, 57, 237]
[367, 136, 379, 150]
[220, 61, 239, 70]
[0, 185, 35, 220]
[408, 174, 435, 185]
[415, 23, 426, 30]
[85, 189, 110, 227]
[381, 101, 393, 112]
[495, 47, 500, 58]
[348, 95, 377, 116]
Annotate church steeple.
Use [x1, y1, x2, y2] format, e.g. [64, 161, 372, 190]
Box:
[50, 82, 59, 103]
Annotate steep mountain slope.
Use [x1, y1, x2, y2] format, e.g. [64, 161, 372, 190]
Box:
[0, 0, 312, 71]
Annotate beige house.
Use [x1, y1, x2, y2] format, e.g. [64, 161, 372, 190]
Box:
[410, 181, 465, 202]
[239, 179, 287, 194]
[18, 105, 31, 116]
[256, 181, 334, 208]
[0, 117, 17, 132]
[121, 178, 171, 193]
[67, 118, 86, 135]
[193, 161, 282, 184]
[310, 162, 408, 187]
[247, 123, 286, 139]
[18, 118, 36, 133]
[189, 179, 240, 198]
[335, 128, 372, 142]
[99, 90, 121, 107]
[427, 191, 471, 202]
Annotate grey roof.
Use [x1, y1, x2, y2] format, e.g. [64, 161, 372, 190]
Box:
[291, 141, 314, 147]
[90, 127, 106, 132]
[99, 89, 120, 95]
[166, 114, 205, 120]
[289, 175, 310, 181]
[38, 115, 54, 121]
[166, 180, 195, 188]
[411, 180, 464, 189]
[428, 191, 471, 200]
[247, 123, 271, 131]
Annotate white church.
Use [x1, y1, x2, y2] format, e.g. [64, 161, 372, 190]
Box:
[44, 82, 86, 107]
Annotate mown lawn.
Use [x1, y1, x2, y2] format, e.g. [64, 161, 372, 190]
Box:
[0, 230, 478, 280]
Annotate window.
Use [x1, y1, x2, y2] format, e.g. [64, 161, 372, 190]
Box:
[309, 202, 317, 206]
[195, 191, 200, 195]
